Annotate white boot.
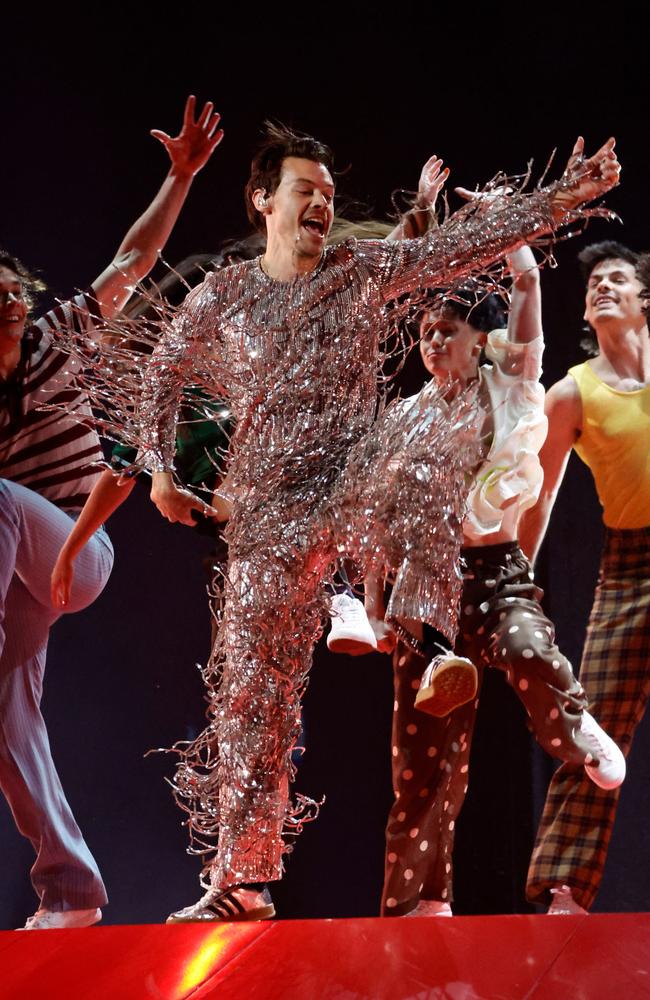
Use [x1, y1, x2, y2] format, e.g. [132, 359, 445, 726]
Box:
[580, 711, 626, 789]
[327, 593, 378, 655]
[20, 907, 102, 930]
[547, 885, 587, 915]
[415, 651, 478, 717]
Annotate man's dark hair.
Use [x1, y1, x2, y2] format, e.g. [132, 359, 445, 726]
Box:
[0, 250, 46, 312]
[244, 122, 335, 233]
[636, 252, 650, 315]
[577, 241, 639, 282]
[440, 286, 508, 332]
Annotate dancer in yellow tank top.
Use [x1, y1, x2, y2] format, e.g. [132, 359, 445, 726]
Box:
[522, 240, 650, 914]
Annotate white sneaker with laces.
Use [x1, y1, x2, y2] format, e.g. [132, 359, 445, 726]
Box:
[580, 711, 626, 789]
[415, 652, 478, 717]
[167, 885, 275, 923]
[327, 593, 378, 656]
[547, 885, 587, 915]
[20, 907, 102, 930]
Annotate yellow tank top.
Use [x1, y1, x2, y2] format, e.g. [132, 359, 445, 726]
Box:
[569, 361, 650, 529]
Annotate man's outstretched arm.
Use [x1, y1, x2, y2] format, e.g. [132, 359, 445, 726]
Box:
[518, 374, 582, 563]
[92, 95, 223, 319]
[373, 137, 620, 304]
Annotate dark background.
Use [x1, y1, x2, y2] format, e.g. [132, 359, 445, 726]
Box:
[2, 10, 648, 927]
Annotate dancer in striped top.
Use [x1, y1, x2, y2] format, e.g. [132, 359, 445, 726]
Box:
[0, 95, 223, 930]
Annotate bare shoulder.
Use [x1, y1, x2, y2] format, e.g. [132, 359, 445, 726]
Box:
[546, 372, 581, 412]
[545, 373, 582, 439]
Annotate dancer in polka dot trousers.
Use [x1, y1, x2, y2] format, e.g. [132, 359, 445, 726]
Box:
[368, 233, 626, 917]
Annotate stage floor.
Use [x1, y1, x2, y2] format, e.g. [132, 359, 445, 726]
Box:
[2, 913, 648, 999]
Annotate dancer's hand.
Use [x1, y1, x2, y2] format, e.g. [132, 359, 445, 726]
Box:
[150, 95, 224, 178]
[51, 552, 74, 610]
[151, 472, 216, 527]
[552, 137, 620, 216]
[417, 154, 450, 213]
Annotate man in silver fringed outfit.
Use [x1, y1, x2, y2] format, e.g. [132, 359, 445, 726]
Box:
[138, 125, 620, 921]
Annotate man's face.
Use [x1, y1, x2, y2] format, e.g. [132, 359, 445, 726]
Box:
[419, 306, 485, 383]
[261, 156, 335, 259]
[0, 267, 28, 347]
[584, 258, 644, 332]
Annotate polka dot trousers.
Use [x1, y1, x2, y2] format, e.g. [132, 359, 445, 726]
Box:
[381, 540, 589, 916]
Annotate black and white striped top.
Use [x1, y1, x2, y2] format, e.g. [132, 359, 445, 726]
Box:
[0, 293, 104, 511]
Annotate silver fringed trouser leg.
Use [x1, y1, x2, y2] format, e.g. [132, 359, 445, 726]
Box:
[204, 524, 331, 891]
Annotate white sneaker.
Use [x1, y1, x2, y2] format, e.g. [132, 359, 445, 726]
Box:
[415, 652, 478, 717]
[166, 885, 275, 923]
[406, 899, 453, 917]
[20, 907, 102, 930]
[580, 711, 626, 790]
[547, 885, 587, 915]
[327, 594, 378, 656]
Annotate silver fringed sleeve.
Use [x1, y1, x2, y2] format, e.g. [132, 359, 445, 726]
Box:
[357, 187, 554, 305]
[138, 280, 221, 473]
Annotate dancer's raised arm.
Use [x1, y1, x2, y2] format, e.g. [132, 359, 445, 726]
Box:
[386, 153, 449, 240]
[92, 96, 223, 320]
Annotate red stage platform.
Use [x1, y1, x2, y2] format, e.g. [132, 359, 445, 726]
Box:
[1, 914, 649, 999]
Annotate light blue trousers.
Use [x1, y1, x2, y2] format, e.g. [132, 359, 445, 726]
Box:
[0, 478, 113, 911]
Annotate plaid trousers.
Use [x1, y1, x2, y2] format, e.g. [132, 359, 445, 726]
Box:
[527, 526, 650, 910]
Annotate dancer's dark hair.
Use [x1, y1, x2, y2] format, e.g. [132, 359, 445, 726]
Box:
[577, 241, 639, 282]
[0, 250, 46, 312]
